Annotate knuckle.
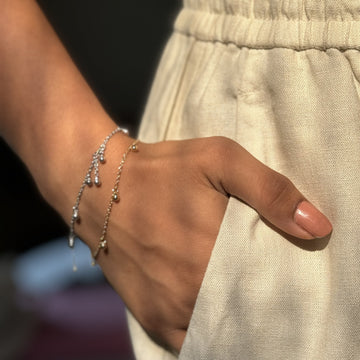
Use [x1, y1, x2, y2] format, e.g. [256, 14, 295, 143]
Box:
[193, 136, 240, 194]
[211, 136, 237, 160]
[200, 136, 236, 167]
[261, 171, 296, 212]
[195, 136, 237, 191]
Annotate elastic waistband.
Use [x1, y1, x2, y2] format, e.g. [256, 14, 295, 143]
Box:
[174, 4, 360, 50]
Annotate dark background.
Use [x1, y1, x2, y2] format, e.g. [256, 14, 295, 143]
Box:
[0, 0, 181, 253]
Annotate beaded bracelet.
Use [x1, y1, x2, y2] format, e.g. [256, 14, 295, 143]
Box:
[68, 127, 128, 263]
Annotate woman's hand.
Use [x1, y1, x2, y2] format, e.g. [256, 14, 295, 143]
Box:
[75, 135, 332, 353]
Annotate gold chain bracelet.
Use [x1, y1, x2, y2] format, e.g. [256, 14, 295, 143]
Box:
[91, 139, 139, 265]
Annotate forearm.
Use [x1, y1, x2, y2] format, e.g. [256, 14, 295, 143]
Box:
[0, 0, 128, 215]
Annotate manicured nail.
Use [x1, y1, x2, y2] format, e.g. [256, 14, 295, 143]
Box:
[294, 201, 333, 238]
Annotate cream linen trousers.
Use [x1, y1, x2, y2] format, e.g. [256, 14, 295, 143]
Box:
[127, 1, 360, 359]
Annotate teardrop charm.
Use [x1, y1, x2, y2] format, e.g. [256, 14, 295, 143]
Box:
[72, 207, 79, 221]
[68, 232, 75, 248]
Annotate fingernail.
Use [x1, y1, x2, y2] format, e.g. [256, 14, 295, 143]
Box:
[294, 201, 333, 238]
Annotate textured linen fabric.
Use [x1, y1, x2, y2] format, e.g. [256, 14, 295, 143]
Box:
[128, 1, 360, 359]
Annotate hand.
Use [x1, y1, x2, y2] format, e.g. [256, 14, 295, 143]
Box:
[76, 136, 332, 353]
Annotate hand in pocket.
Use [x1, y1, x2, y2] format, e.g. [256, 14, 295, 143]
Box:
[79, 136, 332, 353]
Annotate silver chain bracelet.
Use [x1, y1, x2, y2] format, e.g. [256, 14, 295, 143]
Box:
[68, 126, 128, 252]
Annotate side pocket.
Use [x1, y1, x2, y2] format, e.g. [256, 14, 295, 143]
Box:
[127, 197, 238, 360]
[178, 196, 252, 359]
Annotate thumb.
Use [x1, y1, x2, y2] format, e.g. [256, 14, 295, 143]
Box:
[210, 138, 332, 240]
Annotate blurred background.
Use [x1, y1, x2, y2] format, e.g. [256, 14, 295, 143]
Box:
[0, 1, 181, 359]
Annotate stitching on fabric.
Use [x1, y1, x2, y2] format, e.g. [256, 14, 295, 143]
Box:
[182, 7, 360, 23]
[162, 37, 197, 140]
[174, 9, 360, 51]
[173, 30, 360, 53]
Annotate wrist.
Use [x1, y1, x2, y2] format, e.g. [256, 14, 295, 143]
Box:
[63, 128, 137, 253]
[36, 114, 133, 221]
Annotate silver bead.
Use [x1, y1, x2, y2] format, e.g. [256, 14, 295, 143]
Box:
[72, 207, 79, 220]
[99, 154, 105, 163]
[68, 232, 75, 248]
[85, 177, 92, 186]
[94, 176, 100, 186]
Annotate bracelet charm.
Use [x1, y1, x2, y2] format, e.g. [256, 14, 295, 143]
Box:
[68, 126, 128, 250]
[91, 139, 139, 265]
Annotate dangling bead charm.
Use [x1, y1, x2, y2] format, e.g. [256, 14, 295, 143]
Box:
[131, 143, 138, 152]
[100, 238, 108, 250]
[72, 207, 79, 221]
[112, 191, 119, 202]
[68, 127, 131, 270]
[85, 177, 92, 186]
[94, 176, 101, 186]
[92, 236, 108, 264]
[68, 232, 76, 248]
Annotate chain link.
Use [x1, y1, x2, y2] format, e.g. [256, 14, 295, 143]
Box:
[68, 127, 128, 249]
[92, 140, 139, 264]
